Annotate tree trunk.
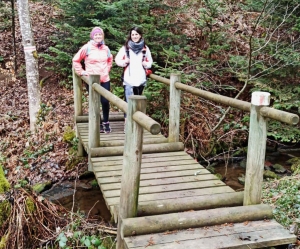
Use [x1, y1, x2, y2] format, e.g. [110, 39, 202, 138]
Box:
[11, 0, 17, 73]
[17, 0, 40, 132]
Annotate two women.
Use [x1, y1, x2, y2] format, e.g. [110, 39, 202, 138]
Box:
[73, 26, 153, 133]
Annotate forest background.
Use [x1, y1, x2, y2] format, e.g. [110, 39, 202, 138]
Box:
[0, 0, 300, 248]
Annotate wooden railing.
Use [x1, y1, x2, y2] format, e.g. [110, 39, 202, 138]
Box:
[151, 73, 299, 205]
[73, 70, 299, 249]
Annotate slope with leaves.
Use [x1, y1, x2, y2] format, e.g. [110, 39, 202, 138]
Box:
[0, 0, 88, 187]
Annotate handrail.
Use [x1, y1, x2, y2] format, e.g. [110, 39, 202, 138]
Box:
[93, 83, 128, 114]
[149, 72, 299, 207]
[175, 82, 299, 125]
[92, 83, 161, 135]
[150, 74, 299, 125]
[149, 74, 170, 85]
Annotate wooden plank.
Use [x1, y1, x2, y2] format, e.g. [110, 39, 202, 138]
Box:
[125, 230, 296, 249]
[95, 169, 212, 183]
[94, 168, 210, 178]
[124, 219, 296, 249]
[92, 157, 195, 166]
[121, 204, 273, 238]
[100, 174, 220, 190]
[79, 133, 163, 141]
[106, 186, 234, 206]
[77, 123, 162, 137]
[104, 180, 225, 197]
[94, 151, 189, 161]
[92, 155, 195, 164]
[81, 137, 168, 147]
[79, 130, 161, 138]
[93, 161, 204, 173]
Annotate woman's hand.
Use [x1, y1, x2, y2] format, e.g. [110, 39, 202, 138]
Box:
[81, 71, 89, 76]
[124, 58, 130, 66]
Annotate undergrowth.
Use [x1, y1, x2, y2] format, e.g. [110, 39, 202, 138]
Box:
[262, 174, 300, 227]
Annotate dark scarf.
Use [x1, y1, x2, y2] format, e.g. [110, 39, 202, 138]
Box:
[128, 39, 145, 54]
[90, 40, 104, 48]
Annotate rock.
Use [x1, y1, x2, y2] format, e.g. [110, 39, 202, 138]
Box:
[32, 181, 52, 193]
[263, 170, 278, 179]
[272, 164, 287, 174]
[238, 174, 245, 185]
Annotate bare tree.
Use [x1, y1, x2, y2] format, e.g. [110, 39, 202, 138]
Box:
[16, 0, 40, 132]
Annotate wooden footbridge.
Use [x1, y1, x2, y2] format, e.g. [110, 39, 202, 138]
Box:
[73, 71, 299, 249]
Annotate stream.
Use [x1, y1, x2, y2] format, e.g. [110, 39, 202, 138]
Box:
[214, 148, 300, 191]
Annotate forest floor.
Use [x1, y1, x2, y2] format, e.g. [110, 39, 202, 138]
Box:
[0, 1, 88, 187]
[0, 2, 113, 247]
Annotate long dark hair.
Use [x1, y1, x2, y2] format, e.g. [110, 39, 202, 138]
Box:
[125, 27, 144, 49]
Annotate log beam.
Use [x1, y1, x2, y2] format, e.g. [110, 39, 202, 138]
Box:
[121, 204, 273, 238]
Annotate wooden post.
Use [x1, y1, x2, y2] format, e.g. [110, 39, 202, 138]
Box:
[88, 75, 100, 171]
[117, 95, 146, 249]
[244, 91, 270, 205]
[169, 73, 181, 142]
[72, 68, 84, 156]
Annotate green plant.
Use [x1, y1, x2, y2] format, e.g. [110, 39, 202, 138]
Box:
[42, 0, 187, 88]
[20, 144, 54, 167]
[14, 179, 29, 189]
[63, 126, 78, 151]
[267, 121, 300, 143]
[56, 232, 107, 249]
[37, 103, 53, 124]
[55, 211, 110, 249]
[0, 1, 12, 31]
[0, 165, 10, 193]
[262, 175, 300, 227]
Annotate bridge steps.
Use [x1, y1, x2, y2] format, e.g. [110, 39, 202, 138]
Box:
[123, 219, 296, 249]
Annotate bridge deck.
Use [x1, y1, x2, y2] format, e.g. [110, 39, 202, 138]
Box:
[77, 120, 234, 215]
[76, 115, 296, 249]
[124, 219, 295, 249]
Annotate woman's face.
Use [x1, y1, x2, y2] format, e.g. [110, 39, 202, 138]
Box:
[131, 30, 141, 43]
[93, 33, 103, 43]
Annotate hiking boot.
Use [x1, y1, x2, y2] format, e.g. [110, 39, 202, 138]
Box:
[103, 122, 111, 133]
[100, 123, 104, 133]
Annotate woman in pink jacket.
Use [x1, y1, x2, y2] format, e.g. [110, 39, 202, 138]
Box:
[73, 27, 113, 133]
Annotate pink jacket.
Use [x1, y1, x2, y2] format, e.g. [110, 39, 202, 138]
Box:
[73, 41, 113, 83]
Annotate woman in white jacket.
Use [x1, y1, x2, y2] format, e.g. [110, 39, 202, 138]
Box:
[115, 27, 153, 104]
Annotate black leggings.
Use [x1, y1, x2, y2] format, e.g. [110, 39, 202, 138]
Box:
[85, 81, 110, 122]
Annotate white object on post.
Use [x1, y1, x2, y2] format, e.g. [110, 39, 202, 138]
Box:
[251, 91, 270, 106]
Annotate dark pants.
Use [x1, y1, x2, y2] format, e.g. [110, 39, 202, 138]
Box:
[85, 81, 110, 122]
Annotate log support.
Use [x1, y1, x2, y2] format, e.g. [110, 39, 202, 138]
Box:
[72, 68, 84, 157]
[121, 204, 273, 238]
[169, 73, 181, 142]
[244, 92, 270, 205]
[117, 96, 147, 249]
[88, 75, 100, 171]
